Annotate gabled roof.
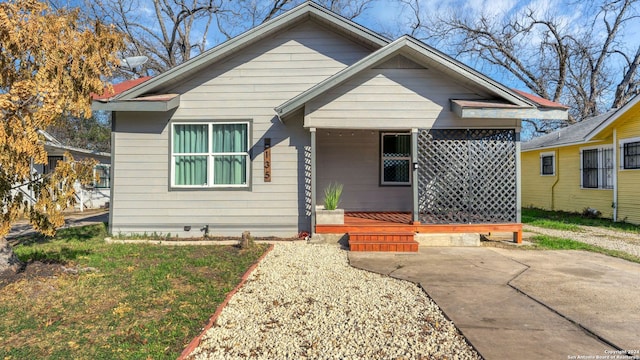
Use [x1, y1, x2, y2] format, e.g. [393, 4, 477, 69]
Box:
[39, 130, 110, 159]
[522, 93, 640, 151]
[275, 35, 566, 120]
[585, 93, 640, 141]
[521, 110, 617, 151]
[96, 1, 389, 106]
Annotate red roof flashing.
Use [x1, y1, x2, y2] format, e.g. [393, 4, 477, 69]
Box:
[512, 89, 568, 109]
[92, 76, 153, 101]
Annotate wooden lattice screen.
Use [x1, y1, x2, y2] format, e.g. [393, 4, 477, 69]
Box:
[417, 129, 517, 224]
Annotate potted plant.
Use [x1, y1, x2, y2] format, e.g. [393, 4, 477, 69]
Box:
[316, 182, 344, 225]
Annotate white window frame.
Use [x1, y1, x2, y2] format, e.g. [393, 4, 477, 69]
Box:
[580, 145, 613, 189]
[620, 136, 640, 170]
[380, 132, 411, 186]
[93, 164, 111, 188]
[171, 121, 250, 188]
[540, 151, 555, 176]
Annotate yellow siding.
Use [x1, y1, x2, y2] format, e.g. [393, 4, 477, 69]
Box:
[521, 142, 613, 218]
[521, 150, 555, 209]
[523, 99, 640, 224]
[615, 106, 640, 224]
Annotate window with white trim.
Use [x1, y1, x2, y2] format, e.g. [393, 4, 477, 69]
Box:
[580, 146, 613, 189]
[621, 137, 640, 170]
[93, 164, 110, 188]
[171, 122, 249, 187]
[540, 152, 555, 175]
[381, 132, 411, 185]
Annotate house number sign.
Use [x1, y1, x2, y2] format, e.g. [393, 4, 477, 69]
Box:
[264, 138, 271, 182]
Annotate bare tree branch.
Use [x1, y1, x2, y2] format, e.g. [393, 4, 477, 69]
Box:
[412, 0, 640, 135]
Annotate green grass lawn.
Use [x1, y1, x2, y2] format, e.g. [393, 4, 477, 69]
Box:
[529, 234, 640, 264]
[517, 208, 640, 263]
[521, 208, 640, 233]
[0, 224, 268, 360]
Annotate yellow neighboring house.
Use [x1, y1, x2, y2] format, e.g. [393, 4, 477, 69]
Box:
[522, 94, 640, 224]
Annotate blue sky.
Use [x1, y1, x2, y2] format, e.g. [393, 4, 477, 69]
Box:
[49, 0, 639, 123]
[363, 0, 640, 90]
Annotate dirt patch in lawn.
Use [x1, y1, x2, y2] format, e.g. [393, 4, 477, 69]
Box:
[0, 261, 66, 291]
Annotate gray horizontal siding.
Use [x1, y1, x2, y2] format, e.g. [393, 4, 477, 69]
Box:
[305, 58, 518, 129]
[111, 20, 369, 237]
[316, 130, 412, 212]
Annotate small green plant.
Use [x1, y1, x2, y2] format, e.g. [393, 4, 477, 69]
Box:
[323, 182, 343, 210]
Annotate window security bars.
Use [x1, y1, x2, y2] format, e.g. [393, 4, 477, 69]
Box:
[417, 129, 517, 224]
[623, 141, 640, 169]
[580, 147, 613, 189]
[381, 133, 411, 185]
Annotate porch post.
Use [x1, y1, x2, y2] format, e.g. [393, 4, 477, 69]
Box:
[515, 131, 522, 223]
[411, 128, 420, 224]
[310, 128, 317, 235]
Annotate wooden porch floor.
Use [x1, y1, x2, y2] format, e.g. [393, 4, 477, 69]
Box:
[316, 211, 522, 244]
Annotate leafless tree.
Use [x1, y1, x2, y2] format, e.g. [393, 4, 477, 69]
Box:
[53, 0, 375, 77]
[403, 0, 640, 133]
[77, 0, 233, 75]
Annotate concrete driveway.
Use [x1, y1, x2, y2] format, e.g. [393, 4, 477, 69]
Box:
[349, 247, 640, 360]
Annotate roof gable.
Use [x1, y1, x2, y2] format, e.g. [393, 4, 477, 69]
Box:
[521, 110, 616, 151]
[275, 35, 559, 119]
[586, 93, 640, 141]
[105, 2, 388, 102]
[523, 93, 640, 151]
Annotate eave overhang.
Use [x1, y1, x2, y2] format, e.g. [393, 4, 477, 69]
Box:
[451, 99, 569, 120]
[44, 141, 111, 158]
[520, 140, 599, 153]
[92, 94, 180, 112]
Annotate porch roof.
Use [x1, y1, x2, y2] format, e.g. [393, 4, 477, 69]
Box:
[92, 93, 180, 112]
[451, 98, 569, 120]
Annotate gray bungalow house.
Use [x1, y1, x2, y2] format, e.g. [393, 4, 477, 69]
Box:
[93, 2, 567, 248]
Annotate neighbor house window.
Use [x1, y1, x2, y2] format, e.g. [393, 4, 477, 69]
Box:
[540, 152, 555, 175]
[621, 138, 640, 170]
[580, 146, 613, 189]
[381, 133, 411, 185]
[93, 164, 110, 188]
[172, 122, 249, 187]
[45, 156, 63, 174]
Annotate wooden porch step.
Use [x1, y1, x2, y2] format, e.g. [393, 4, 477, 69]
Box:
[349, 232, 416, 242]
[348, 232, 418, 252]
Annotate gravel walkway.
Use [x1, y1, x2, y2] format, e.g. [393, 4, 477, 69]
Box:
[188, 242, 480, 360]
[523, 224, 640, 257]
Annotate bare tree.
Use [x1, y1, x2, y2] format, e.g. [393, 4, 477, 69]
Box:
[78, 0, 235, 75]
[61, 0, 375, 76]
[404, 0, 640, 133]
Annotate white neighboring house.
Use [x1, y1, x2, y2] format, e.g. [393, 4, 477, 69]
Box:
[15, 130, 111, 211]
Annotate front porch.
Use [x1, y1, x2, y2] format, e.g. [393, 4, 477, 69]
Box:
[315, 212, 522, 251]
[309, 127, 522, 252]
